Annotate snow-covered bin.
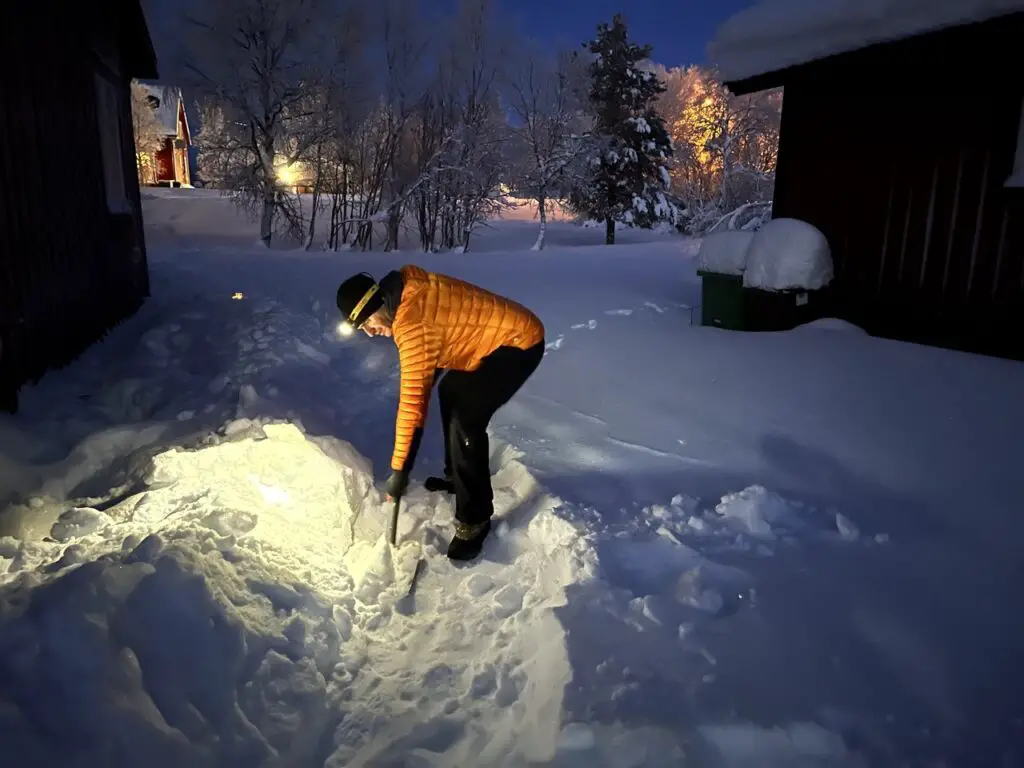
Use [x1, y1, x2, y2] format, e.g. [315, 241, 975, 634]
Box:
[697, 230, 756, 276]
[743, 218, 833, 292]
[738, 218, 834, 332]
[696, 230, 756, 330]
[695, 218, 835, 332]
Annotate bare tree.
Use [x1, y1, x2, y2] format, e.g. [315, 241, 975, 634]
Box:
[130, 81, 165, 185]
[298, 1, 372, 250]
[506, 47, 592, 250]
[654, 64, 782, 234]
[427, 0, 513, 252]
[372, 0, 432, 251]
[181, 0, 335, 245]
[317, 1, 373, 250]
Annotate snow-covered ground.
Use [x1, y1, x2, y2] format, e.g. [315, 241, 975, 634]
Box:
[1, 187, 1023, 767]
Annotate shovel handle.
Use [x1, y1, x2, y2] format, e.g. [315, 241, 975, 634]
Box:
[387, 496, 401, 546]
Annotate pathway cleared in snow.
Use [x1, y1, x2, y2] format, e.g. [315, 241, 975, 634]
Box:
[0, 192, 1022, 766]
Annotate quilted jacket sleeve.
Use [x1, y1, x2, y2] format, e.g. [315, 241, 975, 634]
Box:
[391, 321, 442, 471]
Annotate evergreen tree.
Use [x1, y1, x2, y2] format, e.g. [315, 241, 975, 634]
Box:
[570, 14, 676, 245]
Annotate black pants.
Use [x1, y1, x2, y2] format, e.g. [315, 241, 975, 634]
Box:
[438, 341, 544, 526]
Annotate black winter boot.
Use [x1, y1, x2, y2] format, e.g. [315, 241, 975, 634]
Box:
[425, 475, 455, 494]
[447, 519, 491, 561]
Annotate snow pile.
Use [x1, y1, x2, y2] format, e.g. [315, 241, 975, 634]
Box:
[710, 0, 1024, 83]
[792, 317, 867, 334]
[697, 230, 756, 275]
[0, 421, 601, 766]
[714, 485, 795, 539]
[743, 217, 833, 291]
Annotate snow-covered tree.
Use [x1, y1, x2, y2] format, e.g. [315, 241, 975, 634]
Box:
[506, 46, 592, 250]
[650, 63, 781, 235]
[570, 14, 676, 245]
[181, 0, 336, 244]
[130, 81, 165, 185]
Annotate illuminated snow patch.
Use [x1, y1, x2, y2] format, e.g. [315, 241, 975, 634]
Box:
[123, 422, 417, 602]
[0, 422, 608, 766]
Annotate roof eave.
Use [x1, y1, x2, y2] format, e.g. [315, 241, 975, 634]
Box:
[176, 88, 193, 145]
[723, 69, 790, 96]
[118, 0, 159, 80]
[719, 10, 1024, 96]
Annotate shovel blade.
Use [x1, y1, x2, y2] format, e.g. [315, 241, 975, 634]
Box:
[347, 535, 422, 604]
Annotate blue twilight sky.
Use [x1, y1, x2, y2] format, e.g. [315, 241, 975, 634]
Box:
[142, 0, 757, 77]
[492, 0, 756, 67]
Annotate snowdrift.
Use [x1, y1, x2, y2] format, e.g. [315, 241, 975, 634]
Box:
[0, 420, 870, 767]
[0, 422, 597, 767]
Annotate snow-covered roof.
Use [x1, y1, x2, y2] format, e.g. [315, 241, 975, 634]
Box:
[138, 83, 187, 137]
[709, 0, 1024, 86]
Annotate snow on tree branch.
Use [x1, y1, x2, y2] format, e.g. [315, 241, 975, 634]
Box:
[567, 14, 677, 245]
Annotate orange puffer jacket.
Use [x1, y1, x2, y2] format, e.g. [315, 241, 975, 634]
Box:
[390, 264, 544, 471]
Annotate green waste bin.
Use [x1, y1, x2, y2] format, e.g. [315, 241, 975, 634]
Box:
[697, 270, 746, 330]
[742, 284, 830, 331]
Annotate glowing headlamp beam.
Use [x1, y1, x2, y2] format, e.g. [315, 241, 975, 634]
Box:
[337, 321, 355, 337]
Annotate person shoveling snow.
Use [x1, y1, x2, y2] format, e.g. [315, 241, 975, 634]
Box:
[336, 266, 545, 561]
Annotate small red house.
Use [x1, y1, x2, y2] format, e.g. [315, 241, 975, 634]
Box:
[0, 0, 157, 412]
[138, 83, 192, 187]
[710, 2, 1024, 360]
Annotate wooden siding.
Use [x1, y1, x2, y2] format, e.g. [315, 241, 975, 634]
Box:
[155, 139, 176, 181]
[768, 14, 1024, 359]
[0, 3, 150, 411]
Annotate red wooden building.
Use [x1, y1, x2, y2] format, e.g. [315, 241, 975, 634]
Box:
[0, 0, 158, 411]
[711, 3, 1024, 359]
[138, 83, 193, 187]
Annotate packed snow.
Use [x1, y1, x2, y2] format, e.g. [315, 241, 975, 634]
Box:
[697, 231, 755, 276]
[743, 217, 833, 291]
[1, 188, 1023, 767]
[709, 0, 1024, 83]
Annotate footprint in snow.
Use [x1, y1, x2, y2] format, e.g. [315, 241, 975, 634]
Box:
[570, 319, 598, 330]
[545, 335, 565, 351]
[492, 584, 525, 619]
[604, 308, 633, 316]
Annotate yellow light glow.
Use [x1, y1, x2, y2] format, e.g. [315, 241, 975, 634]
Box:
[337, 321, 355, 338]
[276, 164, 298, 186]
[232, 292, 245, 300]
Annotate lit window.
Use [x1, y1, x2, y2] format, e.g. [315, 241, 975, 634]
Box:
[94, 71, 131, 213]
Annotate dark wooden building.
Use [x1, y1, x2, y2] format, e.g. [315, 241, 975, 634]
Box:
[714, 9, 1024, 359]
[0, 1, 158, 411]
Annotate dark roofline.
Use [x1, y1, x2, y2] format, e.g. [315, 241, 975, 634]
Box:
[117, 0, 159, 80]
[723, 10, 1024, 96]
[723, 69, 790, 97]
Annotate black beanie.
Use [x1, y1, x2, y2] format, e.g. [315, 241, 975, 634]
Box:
[336, 272, 384, 328]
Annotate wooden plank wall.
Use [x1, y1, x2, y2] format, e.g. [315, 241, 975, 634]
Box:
[0, 2, 150, 412]
[771, 14, 1024, 359]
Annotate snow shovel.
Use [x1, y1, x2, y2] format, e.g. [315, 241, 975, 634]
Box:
[346, 491, 422, 602]
[387, 494, 401, 546]
[384, 493, 423, 596]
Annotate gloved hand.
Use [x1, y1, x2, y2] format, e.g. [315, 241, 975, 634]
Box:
[383, 469, 409, 501]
